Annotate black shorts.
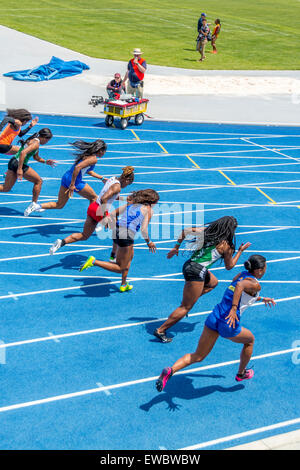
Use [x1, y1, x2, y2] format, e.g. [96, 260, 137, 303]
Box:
[182, 260, 211, 284]
[0, 144, 12, 154]
[7, 157, 29, 174]
[113, 227, 135, 248]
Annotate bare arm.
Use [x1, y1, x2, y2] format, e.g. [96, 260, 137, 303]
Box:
[17, 141, 39, 180]
[226, 278, 261, 328]
[221, 241, 251, 270]
[87, 170, 106, 181]
[141, 206, 156, 252]
[167, 226, 204, 259]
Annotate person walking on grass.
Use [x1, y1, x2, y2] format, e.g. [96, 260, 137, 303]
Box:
[79, 189, 159, 292]
[154, 216, 251, 343]
[156, 255, 276, 392]
[0, 128, 55, 208]
[24, 139, 107, 216]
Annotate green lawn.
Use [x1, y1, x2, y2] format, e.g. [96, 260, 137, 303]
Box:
[2, 0, 300, 69]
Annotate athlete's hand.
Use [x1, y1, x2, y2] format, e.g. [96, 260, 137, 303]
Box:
[167, 247, 179, 259]
[262, 297, 276, 307]
[17, 169, 23, 181]
[31, 117, 39, 127]
[66, 184, 76, 198]
[148, 241, 156, 253]
[46, 159, 57, 167]
[225, 308, 239, 329]
[238, 242, 251, 253]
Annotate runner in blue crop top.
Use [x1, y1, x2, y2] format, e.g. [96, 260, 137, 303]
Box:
[155, 255, 276, 391]
[24, 139, 107, 216]
[79, 189, 159, 292]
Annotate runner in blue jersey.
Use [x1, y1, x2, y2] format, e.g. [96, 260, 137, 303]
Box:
[24, 139, 107, 216]
[154, 216, 251, 343]
[79, 189, 159, 292]
[156, 255, 276, 391]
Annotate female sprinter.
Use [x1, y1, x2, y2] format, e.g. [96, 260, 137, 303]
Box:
[0, 109, 38, 155]
[154, 216, 251, 343]
[156, 255, 276, 391]
[0, 128, 55, 206]
[49, 166, 135, 255]
[79, 189, 159, 292]
[24, 139, 107, 216]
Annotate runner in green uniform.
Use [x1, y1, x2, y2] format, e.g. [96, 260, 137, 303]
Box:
[153, 216, 251, 343]
[0, 128, 56, 213]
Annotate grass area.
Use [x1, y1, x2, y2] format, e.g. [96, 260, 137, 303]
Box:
[1, 0, 300, 69]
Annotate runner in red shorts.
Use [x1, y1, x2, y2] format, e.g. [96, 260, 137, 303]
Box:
[49, 166, 134, 255]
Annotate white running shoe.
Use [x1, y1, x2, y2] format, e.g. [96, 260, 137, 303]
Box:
[49, 239, 63, 255]
[24, 202, 42, 217]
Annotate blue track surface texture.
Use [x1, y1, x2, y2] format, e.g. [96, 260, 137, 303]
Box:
[0, 114, 299, 449]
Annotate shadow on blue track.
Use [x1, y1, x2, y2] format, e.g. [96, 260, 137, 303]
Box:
[140, 375, 244, 412]
[142, 319, 201, 342]
[64, 277, 119, 299]
[39, 254, 88, 272]
[0, 207, 24, 216]
[12, 223, 83, 239]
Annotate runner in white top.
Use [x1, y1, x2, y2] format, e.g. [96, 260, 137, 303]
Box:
[49, 166, 134, 255]
[79, 189, 159, 292]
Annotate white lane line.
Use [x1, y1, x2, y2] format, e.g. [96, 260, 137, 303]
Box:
[0, 295, 299, 351]
[47, 333, 60, 343]
[96, 383, 111, 397]
[180, 417, 300, 450]
[0, 345, 299, 414]
[0, 220, 85, 231]
[242, 138, 300, 163]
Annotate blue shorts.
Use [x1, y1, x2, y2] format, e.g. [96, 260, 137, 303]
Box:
[205, 310, 242, 338]
[61, 173, 86, 192]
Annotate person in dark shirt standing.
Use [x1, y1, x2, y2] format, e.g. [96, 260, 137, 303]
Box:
[196, 13, 207, 50]
[106, 73, 125, 99]
[123, 48, 147, 100]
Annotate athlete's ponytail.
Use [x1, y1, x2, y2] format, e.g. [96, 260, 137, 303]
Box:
[244, 255, 266, 273]
[19, 128, 52, 147]
[71, 139, 107, 164]
[129, 189, 159, 206]
[6, 108, 32, 124]
[120, 166, 134, 184]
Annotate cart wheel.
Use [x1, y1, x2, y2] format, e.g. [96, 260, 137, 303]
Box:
[105, 115, 114, 127]
[120, 118, 128, 130]
[135, 113, 144, 126]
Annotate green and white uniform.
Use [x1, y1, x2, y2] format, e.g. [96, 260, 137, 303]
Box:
[8, 138, 39, 174]
[183, 244, 222, 283]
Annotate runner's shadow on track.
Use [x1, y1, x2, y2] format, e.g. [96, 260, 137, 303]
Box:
[12, 224, 83, 239]
[140, 375, 244, 412]
[39, 254, 88, 272]
[138, 319, 201, 342]
[0, 207, 24, 216]
[64, 277, 120, 299]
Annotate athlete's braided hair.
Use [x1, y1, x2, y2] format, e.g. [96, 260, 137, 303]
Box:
[71, 139, 107, 163]
[188, 216, 238, 255]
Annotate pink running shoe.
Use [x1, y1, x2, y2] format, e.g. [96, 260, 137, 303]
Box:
[235, 369, 254, 382]
[156, 367, 173, 392]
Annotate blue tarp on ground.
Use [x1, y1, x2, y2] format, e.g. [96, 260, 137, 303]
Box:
[3, 56, 90, 81]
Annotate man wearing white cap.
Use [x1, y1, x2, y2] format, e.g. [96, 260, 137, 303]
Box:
[123, 48, 147, 99]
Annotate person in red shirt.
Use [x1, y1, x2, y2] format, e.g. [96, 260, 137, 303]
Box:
[123, 48, 147, 99]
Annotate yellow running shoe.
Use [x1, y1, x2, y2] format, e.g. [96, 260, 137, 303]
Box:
[79, 255, 95, 272]
[119, 283, 133, 292]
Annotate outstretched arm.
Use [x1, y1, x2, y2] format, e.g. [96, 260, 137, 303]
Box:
[222, 242, 251, 270]
[167, 226, 204, 259]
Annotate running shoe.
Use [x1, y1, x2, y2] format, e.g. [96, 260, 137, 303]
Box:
[109, 251, 116, 262]
[49, 239, 63, 255]
[24, 201, 43, 217]
[119, 283, 133, 292]
[153, 329, 172, 343]
[235, 369, 254, 382]
[156, 367, 173, 392]
[79, 255, 95, 272]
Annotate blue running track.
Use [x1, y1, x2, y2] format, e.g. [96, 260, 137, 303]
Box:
[0, 113, 299, 449]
